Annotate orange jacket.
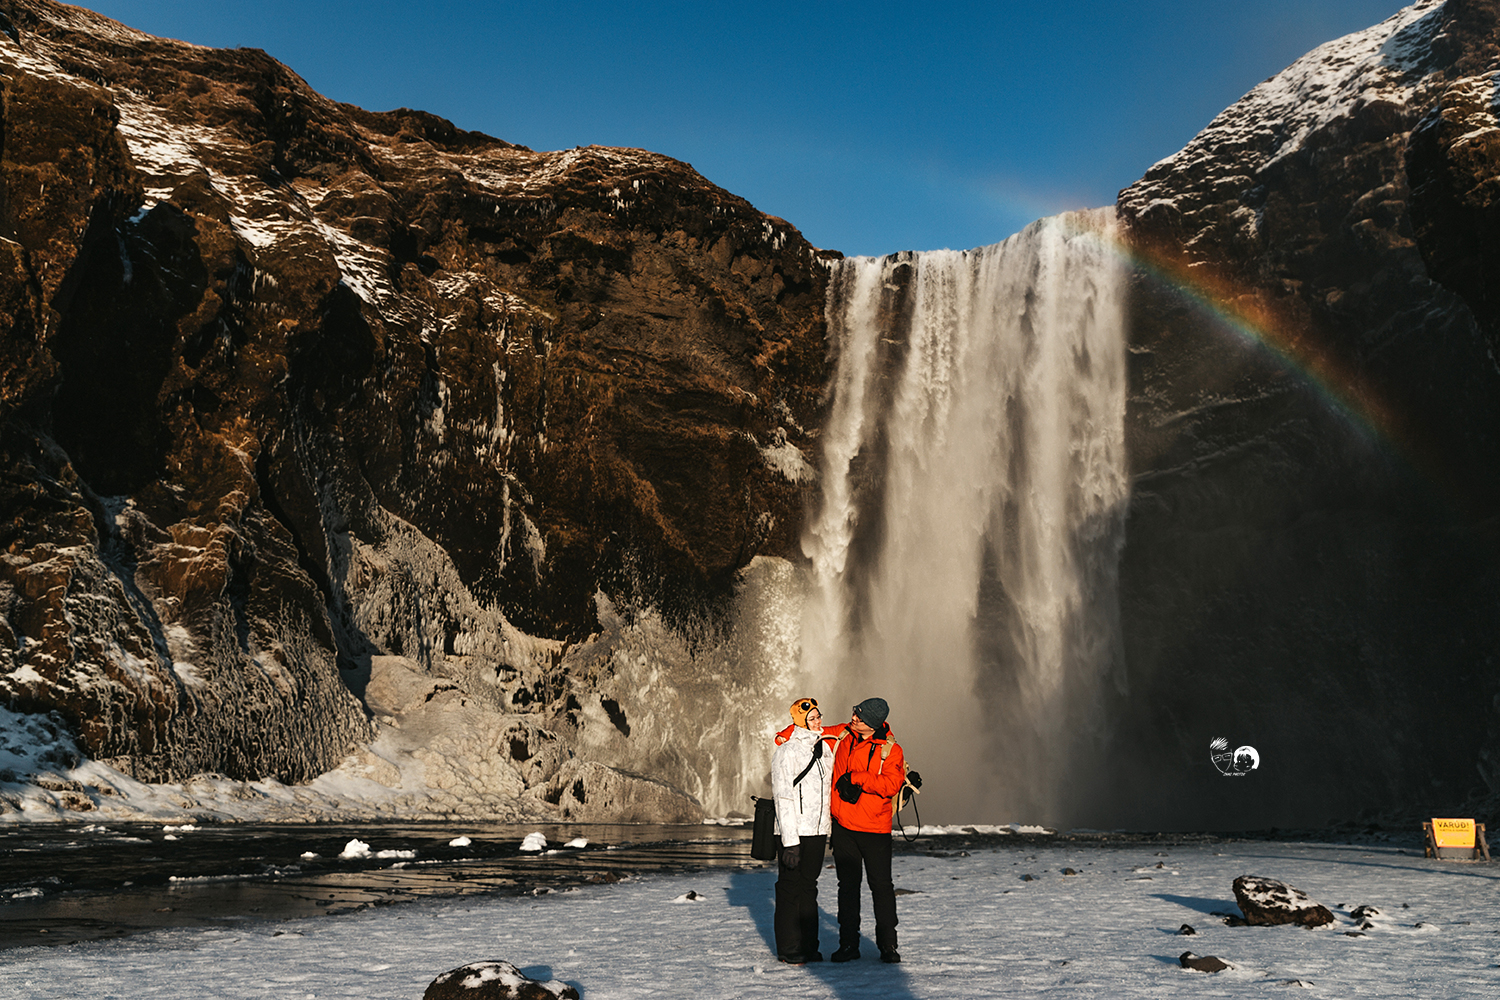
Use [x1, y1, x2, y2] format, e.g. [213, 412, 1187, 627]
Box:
[829, 727, 905, 833]
[774, 722, 846, 746]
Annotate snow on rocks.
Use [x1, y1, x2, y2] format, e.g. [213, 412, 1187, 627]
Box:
[1117, 0, 1458, 260]
[1232, 875, 1336, 927]
[520, 832, 548, 852]
[449, 836, 473, 848]
[340, 839, 372, 859]
[338, 839, 416, 861]
[423, 961, 578, 1000]
[1126, 0, 1445, 204]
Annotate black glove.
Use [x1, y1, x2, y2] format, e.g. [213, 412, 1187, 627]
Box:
[781, 844, 801, 869]
[907, 770, 922, 789]
[836, 773, 863, 803]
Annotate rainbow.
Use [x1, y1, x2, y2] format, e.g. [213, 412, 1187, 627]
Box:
[1066, 215, 1418, 464]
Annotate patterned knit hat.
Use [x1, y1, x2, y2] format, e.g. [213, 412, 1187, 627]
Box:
[789, 696, 819, 728]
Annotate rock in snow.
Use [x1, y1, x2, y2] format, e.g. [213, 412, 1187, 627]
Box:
[1179, 952, 1232, 973]
[423, 961, 579, 1000]
[1232, 875, 1336, 928]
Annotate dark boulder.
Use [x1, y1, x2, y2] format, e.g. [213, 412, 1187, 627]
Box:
[1179, 952, 1231, 973]
[1232, 875, 1334, 928]
[424, 962, 579, 1000]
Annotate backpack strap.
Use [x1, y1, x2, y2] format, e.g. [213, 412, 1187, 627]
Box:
[792, 734, 825, 786]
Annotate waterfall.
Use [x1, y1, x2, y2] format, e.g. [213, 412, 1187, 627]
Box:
[799, 210, 1129, 826]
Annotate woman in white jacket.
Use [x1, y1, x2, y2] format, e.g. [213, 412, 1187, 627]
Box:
[771, 696, 835, 964]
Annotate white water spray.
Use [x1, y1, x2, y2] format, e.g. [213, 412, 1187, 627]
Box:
[799, 210, 1129, 825]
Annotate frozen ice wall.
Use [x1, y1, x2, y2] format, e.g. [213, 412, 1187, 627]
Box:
[799, 211, 1129, 825]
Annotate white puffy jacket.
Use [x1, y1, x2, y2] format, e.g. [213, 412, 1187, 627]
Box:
[771, 725, 833, 846]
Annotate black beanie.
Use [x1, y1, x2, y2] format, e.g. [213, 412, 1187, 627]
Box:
[853, 697, 889, 727]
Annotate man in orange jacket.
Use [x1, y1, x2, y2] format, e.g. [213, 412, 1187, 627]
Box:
[829, 697, 905, 963]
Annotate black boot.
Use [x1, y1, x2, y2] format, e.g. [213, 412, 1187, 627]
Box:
[831, 943, 860, 962]
[880, 948, 901, 963]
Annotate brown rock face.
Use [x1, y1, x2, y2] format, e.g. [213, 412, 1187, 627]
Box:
[1107, 0, 1500, 828]
[0, 0, 830, 793]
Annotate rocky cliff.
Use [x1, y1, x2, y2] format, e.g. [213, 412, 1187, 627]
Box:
[1112, 0, 1500, 827]
[0, 0, 829, 820]
[4, 0, 1498, 831]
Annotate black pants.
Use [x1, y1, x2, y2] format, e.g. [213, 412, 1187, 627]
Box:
[773, 834, 826, 959]
[831, 820, 897, 952]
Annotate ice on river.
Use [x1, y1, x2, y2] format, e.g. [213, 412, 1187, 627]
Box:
[2, 839, 1496, 998]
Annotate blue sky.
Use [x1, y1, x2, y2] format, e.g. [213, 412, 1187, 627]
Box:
[87, 0, 1405, 257]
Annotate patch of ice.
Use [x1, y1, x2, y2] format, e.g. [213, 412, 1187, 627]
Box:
[759, 439, 815, 484]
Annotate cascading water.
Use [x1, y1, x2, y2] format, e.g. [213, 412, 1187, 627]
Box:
[799, 210, 1129, 826]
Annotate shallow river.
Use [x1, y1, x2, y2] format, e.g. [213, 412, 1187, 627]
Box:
[0, 820, 757, 948]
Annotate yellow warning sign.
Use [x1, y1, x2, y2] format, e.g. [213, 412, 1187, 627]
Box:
[1432, 818, 1476, 849]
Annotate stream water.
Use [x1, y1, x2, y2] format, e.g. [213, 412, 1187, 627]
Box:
[0, 821, 754, 948]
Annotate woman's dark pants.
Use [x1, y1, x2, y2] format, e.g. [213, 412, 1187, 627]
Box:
[774, 834, 826, 959]
[831, 820, 898, 952]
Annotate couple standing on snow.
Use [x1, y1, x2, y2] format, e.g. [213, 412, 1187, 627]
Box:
[770, 696, 916, 966]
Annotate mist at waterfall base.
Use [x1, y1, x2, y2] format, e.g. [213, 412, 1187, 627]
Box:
[794, 211, 1130, 829]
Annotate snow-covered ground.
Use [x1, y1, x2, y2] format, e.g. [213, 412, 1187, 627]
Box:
[3, 837, 1496, 998]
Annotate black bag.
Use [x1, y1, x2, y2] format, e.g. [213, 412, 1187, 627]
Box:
[751, 737, 825, 860]
[750, 795, 778, 861]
